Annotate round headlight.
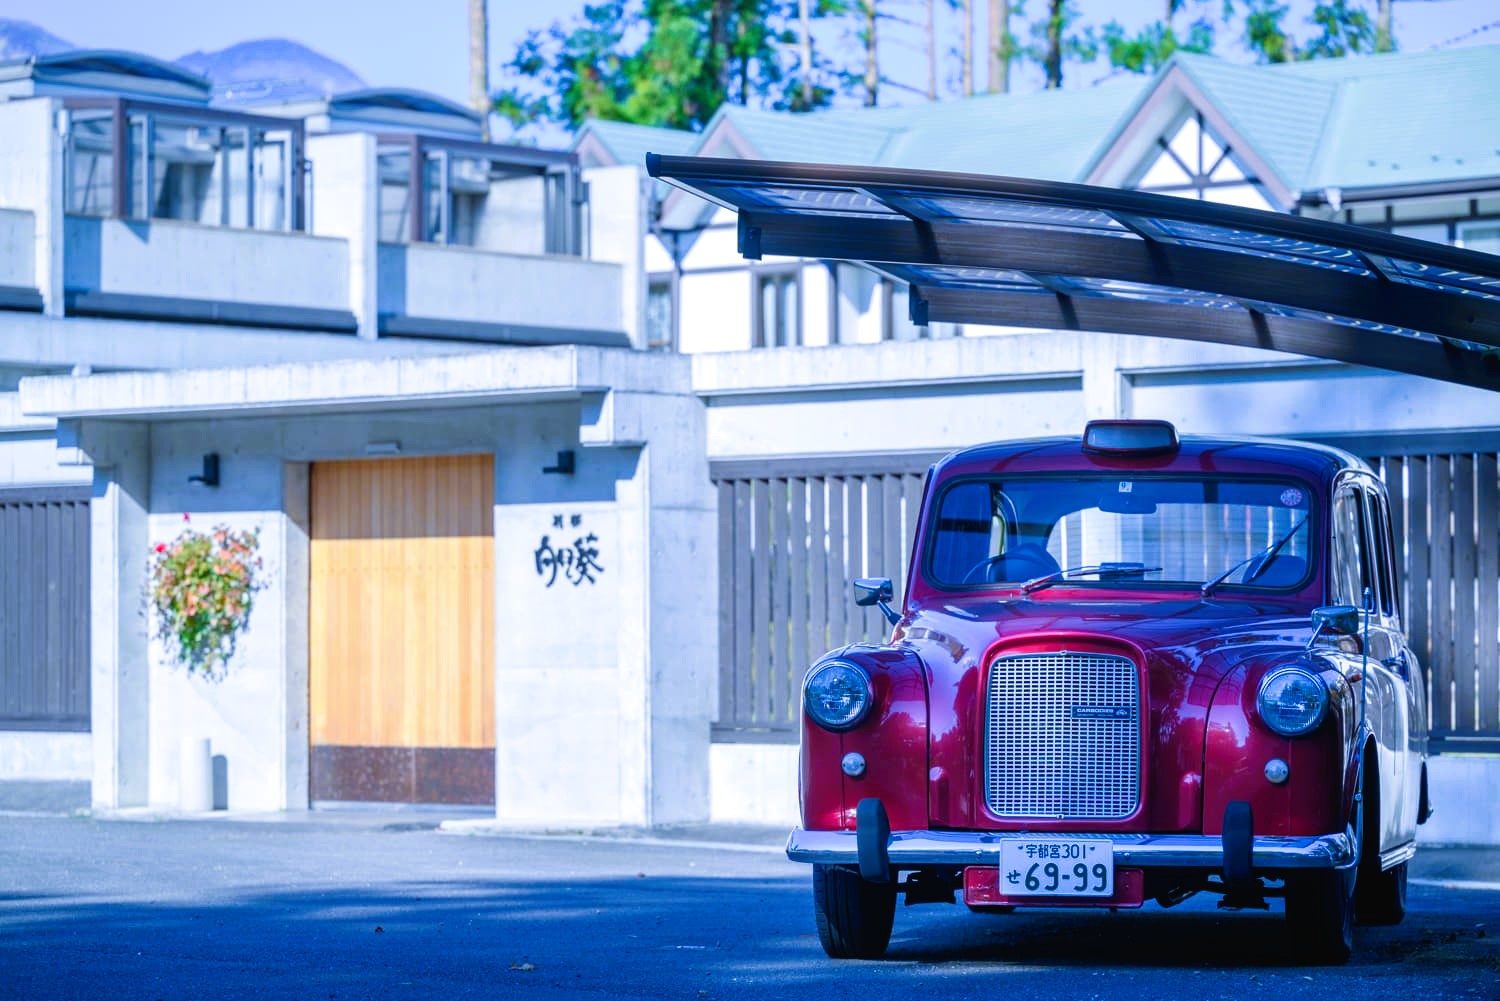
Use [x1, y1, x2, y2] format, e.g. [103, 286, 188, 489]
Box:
[804, 661, 872, 731]
[1257, 667, 1328, 737]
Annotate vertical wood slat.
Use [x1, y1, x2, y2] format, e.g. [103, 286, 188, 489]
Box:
[1478, 454, 1499, 731]
[768, 478, 790, 727]
[827, 477, 847, 652]
[750, 478, 771, 725]
[1406, 456, 1431, 727]
[864, 477, 884, 643]
[1429, 455, 1454, 732]
[731, 480, 753, 729]
[716, 480, 735, 726]
[883, 474, 903, 605]
[1386, 457, 1408, 622]
[1452, 454, 1477, 732]
[808, 478, 828, 671]
[788, 477, 809, 720]
[846, 476, 865, 643]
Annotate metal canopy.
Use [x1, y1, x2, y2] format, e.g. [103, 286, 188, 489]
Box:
[646, 154, 1500, 391]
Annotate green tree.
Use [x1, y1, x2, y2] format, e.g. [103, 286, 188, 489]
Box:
[1102, 0, 1216, 75]
[495, 0, 797, 133]
[1238, 0, 1379, 63]
[1029, 0, 1096, 89]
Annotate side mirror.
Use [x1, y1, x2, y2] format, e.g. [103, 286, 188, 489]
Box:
[1312, 605, 1360, 636]
[853, 578, 894, 607]
[853, 577, 900, 627]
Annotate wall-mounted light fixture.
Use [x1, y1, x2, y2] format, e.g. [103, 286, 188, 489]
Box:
[542, 449, 576, 475]
[188, 452, 220, 488]
[365, 441, 402, 456]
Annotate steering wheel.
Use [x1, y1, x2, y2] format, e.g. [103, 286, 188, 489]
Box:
[961, 554, 1010, 585]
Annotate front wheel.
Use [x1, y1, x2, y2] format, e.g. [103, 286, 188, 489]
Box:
[1286, 867, 1356, 965]
[812, 864, 896, 959]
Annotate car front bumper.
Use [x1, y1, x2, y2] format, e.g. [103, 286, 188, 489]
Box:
[785, 827, 1360, 870]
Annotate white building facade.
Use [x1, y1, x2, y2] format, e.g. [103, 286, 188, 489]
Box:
[1, 46, 1497, 845]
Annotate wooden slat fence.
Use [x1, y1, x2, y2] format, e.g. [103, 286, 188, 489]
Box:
[712, 453, 941, 741]
[712, 440, 1500, 749]
[0, 487, 91, 731]
[1365, 445, 1500, 750]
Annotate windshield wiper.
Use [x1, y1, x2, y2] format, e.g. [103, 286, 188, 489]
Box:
[1021, 562, 1163, 595]
[1200, 516, 1307, 598]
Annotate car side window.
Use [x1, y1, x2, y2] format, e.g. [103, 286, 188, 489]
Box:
[1365, 485, 1399, 620]
[1329, 486, 1366, 606]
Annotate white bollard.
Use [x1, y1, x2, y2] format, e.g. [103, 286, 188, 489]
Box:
[179, 737, 213, 812]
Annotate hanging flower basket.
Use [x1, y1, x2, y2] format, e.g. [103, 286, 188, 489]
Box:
[148, 515, 264, 681]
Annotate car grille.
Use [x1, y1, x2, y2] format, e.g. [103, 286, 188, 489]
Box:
[985, 651, 1141, 819]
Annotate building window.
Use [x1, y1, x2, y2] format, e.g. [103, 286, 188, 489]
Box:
[65, 110, 115, 216]
[63, 99, 303, 231]
[377, 138, 583, 256]
[1457, 219, 1500, 256]
[754, 269, 801, 347]
[1133, 111, 1269, 209]
[645, 275, 675, 351]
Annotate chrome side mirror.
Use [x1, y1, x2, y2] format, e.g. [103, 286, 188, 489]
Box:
[1308, 604, 1362, 652]
[1311, 605, 1360, 636]
[853, 577, 899, 626]
[853, 578, 893, 607]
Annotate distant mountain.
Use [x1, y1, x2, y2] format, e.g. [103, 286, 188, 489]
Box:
[176, 38, 365, 104]
[0, 18, 74, 60]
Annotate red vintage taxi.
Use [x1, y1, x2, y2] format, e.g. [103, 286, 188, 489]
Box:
[789, 420, 1430, 964]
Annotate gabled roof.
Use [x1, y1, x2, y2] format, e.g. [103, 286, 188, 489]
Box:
[1086, 46, 1500, 202]
[574, 119, 697, 169]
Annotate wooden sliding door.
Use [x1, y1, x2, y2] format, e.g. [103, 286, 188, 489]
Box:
[308, 454, 495, 803]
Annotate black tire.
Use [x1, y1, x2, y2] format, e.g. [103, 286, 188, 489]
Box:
[1356, 860, 1408, 926]
[812, 864, 897, 959]
[1286, 867, 1356, 965]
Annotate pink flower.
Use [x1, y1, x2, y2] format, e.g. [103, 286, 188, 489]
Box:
[183, 513, 191, 522]
[155, 543, 166, 553]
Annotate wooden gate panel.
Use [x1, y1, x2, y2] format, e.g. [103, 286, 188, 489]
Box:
[309, 454, 494, 802]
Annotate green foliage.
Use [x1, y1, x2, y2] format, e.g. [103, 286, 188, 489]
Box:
[1028, 0, 1097, 89]
[1103, 15, 1215, 74]
[1302, 0, 1377, 58]
[495, 0, 827, 132]
[148, 519, 263, 681]
[1238, 0, 1379, 63]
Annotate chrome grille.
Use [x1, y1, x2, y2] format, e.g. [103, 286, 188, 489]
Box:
[985, 651, 1141, 819]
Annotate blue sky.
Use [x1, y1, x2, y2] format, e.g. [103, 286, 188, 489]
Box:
[12, 0, 1499, 115]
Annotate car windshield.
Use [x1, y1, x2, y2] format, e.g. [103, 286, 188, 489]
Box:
[927, 475, 1314, 590]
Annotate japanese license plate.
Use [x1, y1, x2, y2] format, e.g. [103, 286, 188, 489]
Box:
[999, 839, 1114, 897]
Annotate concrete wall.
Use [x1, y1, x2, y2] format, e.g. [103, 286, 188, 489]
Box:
[307, 132, 378, 338]
[376, 243, 624, 336]
[0, 732, 91, 781]
[1419, 756, 1500, 845]
[0, 98, 62, 314]
[709, 743, 798, 826]
[63, 216, 351, 312]
[584, 165, 648, 348]
[31, 349, 716, 822]
[0, 208, 35, 289]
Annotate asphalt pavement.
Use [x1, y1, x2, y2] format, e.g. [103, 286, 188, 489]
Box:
[0, 810, 1496, 1000]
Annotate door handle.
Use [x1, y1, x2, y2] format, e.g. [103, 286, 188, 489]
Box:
[1381, 652, 1409, 679]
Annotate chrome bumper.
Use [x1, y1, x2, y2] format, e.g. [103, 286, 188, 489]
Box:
[785, 827, 1356, 870]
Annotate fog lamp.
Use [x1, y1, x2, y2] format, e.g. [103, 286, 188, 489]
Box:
[1264, 758, 1289, 784]
[841, 752, 867, 778]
